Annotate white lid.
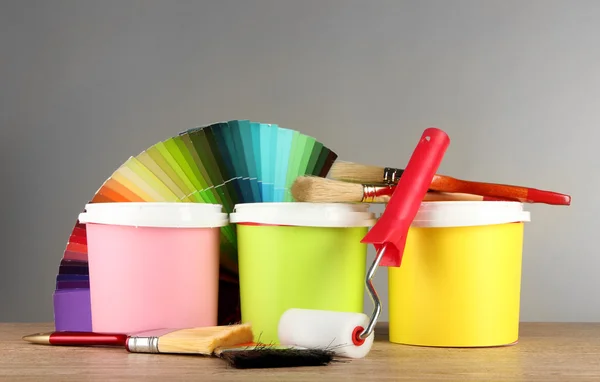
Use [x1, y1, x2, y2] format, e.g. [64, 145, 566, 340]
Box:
[78, 202, 228, 228]
[229, 202, 377, 227]
[410, 201, 531, 228]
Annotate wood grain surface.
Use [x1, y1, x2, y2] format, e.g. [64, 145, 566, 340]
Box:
[1, 322, 600, 381]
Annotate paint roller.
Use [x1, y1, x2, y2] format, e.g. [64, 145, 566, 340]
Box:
[276, 128, 451, 358]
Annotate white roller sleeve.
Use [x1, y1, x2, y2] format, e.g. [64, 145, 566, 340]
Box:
[277, 308, 375, 359]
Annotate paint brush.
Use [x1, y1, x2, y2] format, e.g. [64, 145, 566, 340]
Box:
[22, 323, 254, 355]
[329, 161, 571, 206]
[291, 176, 511, 204]
[22, 324, 337, 369]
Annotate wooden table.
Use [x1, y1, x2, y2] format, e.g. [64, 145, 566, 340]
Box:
[2, 322, 600, 381]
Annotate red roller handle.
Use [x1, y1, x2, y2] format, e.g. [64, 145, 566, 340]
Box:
[361, 128, 450, 267]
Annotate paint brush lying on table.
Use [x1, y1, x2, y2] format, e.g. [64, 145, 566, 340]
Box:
[22, 323, 336, 369]
[328, 161, 571, 205]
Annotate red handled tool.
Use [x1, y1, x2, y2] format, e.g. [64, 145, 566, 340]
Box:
[357, 128, 450, 341]
[362, 127, 451, 267]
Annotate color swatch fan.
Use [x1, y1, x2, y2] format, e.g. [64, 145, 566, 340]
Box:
[53, 120, 338, 332]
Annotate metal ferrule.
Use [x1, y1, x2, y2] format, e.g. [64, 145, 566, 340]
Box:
[126, 336, 160, 353]
[383, 167, 404, 184]
[362, 184, 394, 202]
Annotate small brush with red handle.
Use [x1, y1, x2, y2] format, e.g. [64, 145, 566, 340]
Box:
[329, 162, 571, 206]
[428, 173, 570, 205]
[291, 176, 515, 203]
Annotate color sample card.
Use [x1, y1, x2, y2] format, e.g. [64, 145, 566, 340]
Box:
[53, 120, 338, 332]
[56, 281, 90, 289]
[57, 274, 89, 282]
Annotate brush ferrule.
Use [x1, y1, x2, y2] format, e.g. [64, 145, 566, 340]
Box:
[126, 336, 160, 353]
[383, 167, 404, 184]
[362, 185, 394, 202]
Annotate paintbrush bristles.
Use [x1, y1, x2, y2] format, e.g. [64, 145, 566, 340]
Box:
[156, 323, 254, 355]
[329, 161, 386, 184]
[291, 176, 367, 203]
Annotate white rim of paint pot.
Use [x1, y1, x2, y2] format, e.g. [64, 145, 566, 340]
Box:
[78, 202, 229, 228]
[229, 202, 377, 227]
[410, 201, 531, 228]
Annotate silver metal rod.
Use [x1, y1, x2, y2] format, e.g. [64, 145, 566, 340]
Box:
[359, 245, 386, 339]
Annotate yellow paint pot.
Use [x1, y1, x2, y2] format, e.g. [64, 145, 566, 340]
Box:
[388, 201, 531, 347]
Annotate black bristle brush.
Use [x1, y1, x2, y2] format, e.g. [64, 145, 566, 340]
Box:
[215, 343, 340, 369]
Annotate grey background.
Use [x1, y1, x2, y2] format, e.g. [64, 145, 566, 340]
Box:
[1, 0, 595, 322]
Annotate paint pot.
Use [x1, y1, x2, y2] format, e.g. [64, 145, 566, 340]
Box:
[388, 201, 531, 347]
[229, 202, 377, 343]
[78, 202, 228, 333]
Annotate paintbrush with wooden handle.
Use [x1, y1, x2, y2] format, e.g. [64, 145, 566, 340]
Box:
[22, 323, 337, 369]
[329, 161, 571, 206]
[291, 176, 512, 204]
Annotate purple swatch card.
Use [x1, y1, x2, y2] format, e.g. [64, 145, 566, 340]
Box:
[56, 281, 90, 290]
[53, 289, 92, 332]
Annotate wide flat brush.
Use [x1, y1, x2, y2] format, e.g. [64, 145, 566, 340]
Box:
[329, 161, 571, 206]
[291, 176, 510, 203]
[22, 323, 254, 355]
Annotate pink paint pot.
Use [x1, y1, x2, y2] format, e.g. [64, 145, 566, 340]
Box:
[78, 202, 228, 334]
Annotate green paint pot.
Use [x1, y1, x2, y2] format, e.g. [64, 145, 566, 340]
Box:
[229, 202, 377, 344]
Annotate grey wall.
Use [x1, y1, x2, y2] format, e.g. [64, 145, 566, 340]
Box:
[1, 0, 597, 322]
